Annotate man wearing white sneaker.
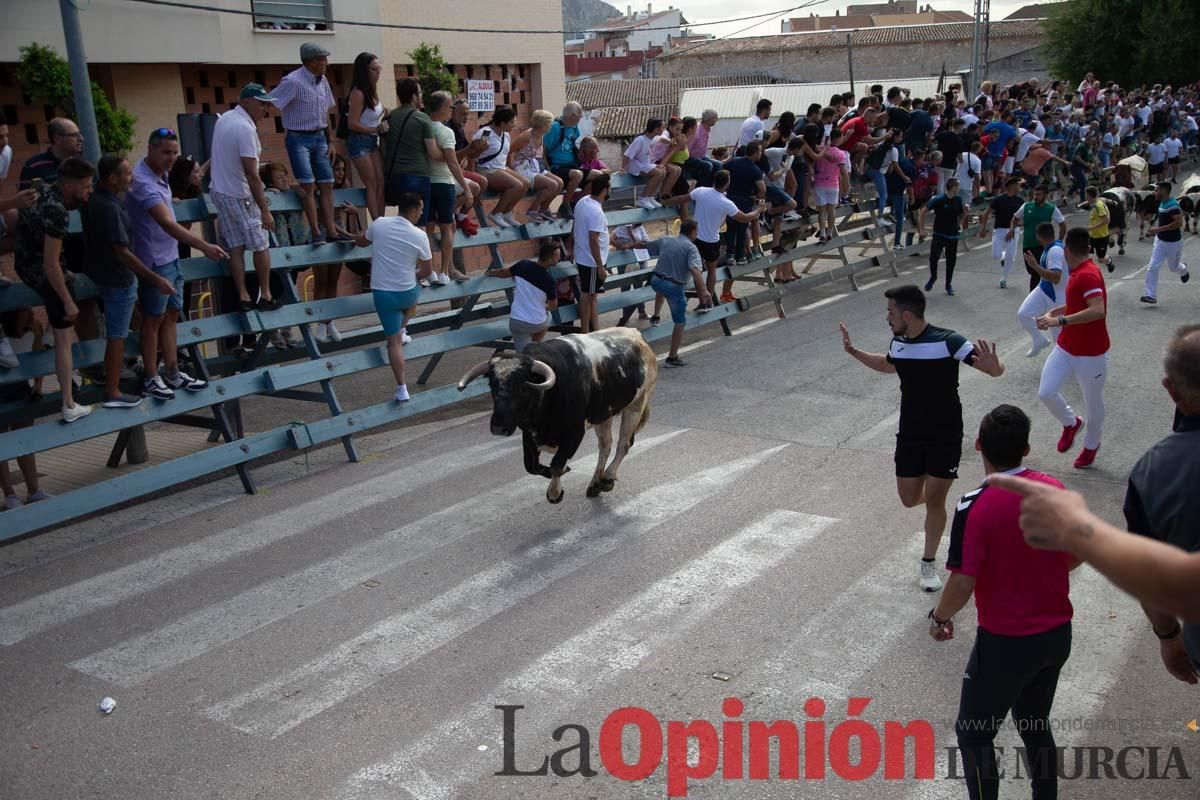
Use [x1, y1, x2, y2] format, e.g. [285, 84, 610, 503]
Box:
[1141, 182, 1191, 305]
[841, 285, 1004, 592]
[976, 177, 1023, 288]
[1016, 223, 1067, 358]
[1035, 227, 1110, 470]
[356, 192, 432, 403]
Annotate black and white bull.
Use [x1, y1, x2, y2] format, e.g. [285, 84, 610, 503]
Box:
[457, 327, 658, 504]
[1176, 176, 1200, 233]
[1133, 189, 1161, 239]
[1099, 187, 1135, 254]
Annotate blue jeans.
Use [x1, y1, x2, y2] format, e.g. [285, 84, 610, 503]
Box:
[888, 191, 907, 246]
[866, 166, 888, 214]
[726, 195, 754, 260]
[284, 130, 334, 184]
[1098, 150, 1111, 169]
[1070, 165, 1088, 202]
[346, 132, 379, 159]
[387, 172, 431, 225]
[138, 259, 184, 317]
[684, 157, 722, 187]
[100, 283, 138, 339]
[650, 275, 687, 324]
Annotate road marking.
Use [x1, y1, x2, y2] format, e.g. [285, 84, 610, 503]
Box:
[206, 444, 787, 738]
[67, 431, 687, 686]
[798, 293, 850, 311]
[0, 437, 520, 646]
[337, 507, 837, 800]
[857, 278, 888, 290]
[732, 317, 781, 336]
[1122, 264, 1149, 280]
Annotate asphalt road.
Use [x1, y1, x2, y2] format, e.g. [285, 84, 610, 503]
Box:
[1, 201, 1198, 800]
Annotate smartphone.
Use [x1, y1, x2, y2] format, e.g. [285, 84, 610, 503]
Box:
[30, 177, 43, 190]
[482, 130, 491, 138]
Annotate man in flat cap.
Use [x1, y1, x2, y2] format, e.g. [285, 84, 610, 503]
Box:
[270, 42, 346, 245]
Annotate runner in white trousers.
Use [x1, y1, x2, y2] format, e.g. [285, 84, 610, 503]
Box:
[1141, 182, 1192, 304]
[1017, 223, 1067, 357]
[1036, 226, 1110, 470]
[975, 176, 1024, 289]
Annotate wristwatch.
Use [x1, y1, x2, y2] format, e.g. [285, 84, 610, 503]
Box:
[928, 608, 950, 626]
[1058, 315, 1068, 327]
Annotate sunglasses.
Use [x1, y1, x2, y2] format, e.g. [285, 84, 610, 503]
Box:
[151, 127, 178, 141]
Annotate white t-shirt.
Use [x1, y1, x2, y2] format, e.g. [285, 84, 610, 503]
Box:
[1016, 129, 1041, 162]
[738, 116, 764, 147]
[961, 112, 979, 126]
[473, 126, 510, 172]
[1118, 116, 1135, 137]
[879, 146, 898, 172]
[690, 186, 738, 244]
[0, 144, 11, 181]
[366, 215, 431, 291]
[1137, 106, 1152, 126]
[764, 147, 791, 189]
[956, 152, 981, 193]
[572, 195, 609, 267]
[1164, 137, 1183, 158]
[623, 134, 655, 175]
[1033, 121, 1047, 139]
[430, 122, 457, 185]
[1186, 116, 1199, 133]
[210, 106, 261, 198]
[1146, 142, 1166, 165]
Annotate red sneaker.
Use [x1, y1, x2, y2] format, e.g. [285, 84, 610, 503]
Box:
[1073, 445, 1099, 469]
[1056, 417, 1084, 453]
[719, 291, 738, 303]
[458, 215, 479, 236]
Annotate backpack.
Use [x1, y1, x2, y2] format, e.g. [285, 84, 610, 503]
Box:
[867, 139, 892, 170]
[336, 96, 350, 140]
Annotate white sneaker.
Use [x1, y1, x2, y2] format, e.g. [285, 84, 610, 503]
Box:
[62, 403, 93, 423]
[783, 211, 802, 222]
[637, 198, 655, 210]
[489, 213, 511, 228]
[920, 560, 943, 592]
[502, 212, 520, 227]
[327, 321, 342, 343]
[0, 334, 17, 369]
[314, 323, 330, 343]
[429, 272, 447, 287]
[1026, 338, 1050, 358]
[401, 327, 412, 345]
[649, 198, 664, 209]
[394, 384, 410, 402]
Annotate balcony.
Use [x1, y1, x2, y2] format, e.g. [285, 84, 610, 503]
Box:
[252, 0, 333, 32]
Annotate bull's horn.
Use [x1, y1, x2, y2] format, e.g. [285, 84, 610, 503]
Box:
[526, 359, 557, 391]
[457, 360, 492, 391]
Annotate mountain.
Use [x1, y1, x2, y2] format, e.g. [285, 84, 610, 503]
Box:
[563, 0, 622, 39]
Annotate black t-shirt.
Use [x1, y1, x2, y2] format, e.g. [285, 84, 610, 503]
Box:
[447, 120, 470, 152]
[1157, 203, 1182, 242]
[989, 194, 1025, 229]
[725, 157, 763, 199]
[927, 193, 965, 237]
[935, 130, 963, 163]
[886, 106, 911, 132]
[80, 188, 134, 289]
[885, 324, 977, 442]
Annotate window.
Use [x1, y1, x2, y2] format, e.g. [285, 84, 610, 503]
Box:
[252, 0, 332, 32]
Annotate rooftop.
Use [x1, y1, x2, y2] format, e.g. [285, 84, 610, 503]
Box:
[589, 8, 686, 33]
[566, 74, 774, 111]
[1004, 2, 1067, 19]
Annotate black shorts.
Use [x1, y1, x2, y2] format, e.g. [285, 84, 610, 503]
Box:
[1169, 156, 1181, 165]
[1090, 236, 1109, 258]
[697, 239, 722, 264]
[36, 282, 77, 330]
[576, 263, 606, 294]
[895, 438, 962, 480]
[550, 164, 579, 184]
[1149, 162, 1165, 175]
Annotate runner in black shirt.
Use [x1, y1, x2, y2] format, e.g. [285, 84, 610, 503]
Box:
[919, 177, 968, 295]
[840, 285, 1004, 591]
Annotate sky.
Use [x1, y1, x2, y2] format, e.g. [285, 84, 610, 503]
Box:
[668, 0, 1044, 39]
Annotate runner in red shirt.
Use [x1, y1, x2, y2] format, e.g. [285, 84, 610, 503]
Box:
[1034, 227, 1110, 468]
[932, 404, 1078, 800]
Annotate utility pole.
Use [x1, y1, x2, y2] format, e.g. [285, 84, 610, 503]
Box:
[970, 0, 991, 97]
[59, 0, 102, 164]
[846, 33, 855, 95]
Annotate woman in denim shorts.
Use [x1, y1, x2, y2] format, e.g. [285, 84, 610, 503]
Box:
[346, 52, 388, 219]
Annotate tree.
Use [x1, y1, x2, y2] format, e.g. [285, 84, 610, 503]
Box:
[408, 42, 460, 101]
[1044, 0, 1200, 89]
[16, 43, 136, 155]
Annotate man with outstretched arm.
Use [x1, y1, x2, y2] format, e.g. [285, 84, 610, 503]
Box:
[840, 285, 1004, 592]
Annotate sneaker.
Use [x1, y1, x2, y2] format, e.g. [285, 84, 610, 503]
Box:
[239, 299, 257, 313]
[165, 370, 207, 391]
[637, 198, 656, 210]
[269, 330, 289, 350]
[62, 403, 93, 423]
[419, 278, 432, 288]
[394, 384, 410, 403]
[502, 212, 521, 227]
[894, 242, 906, 252]
[883, 211, 896, 223]
[999, 279, 1007, 289]
[783, 211, 802, 222]
[257, 297, 282, 312]
[327, 321, 343, 342]
[720, 291, 738, 303]
[1074, 445, 1099, 469]
[1105, 257, 1114, 273]
[1140, 295, 1158, 304]
[0, 334, 17, 369]
[733, 257, 748, 265]
[314, 322, 330, 343]
[26, 489, 51, 503]
[142, 375, 175, 400]
[945, 286, 955, 296]
[429, 272, 447, 287]
[401, 328, 412, 345]
[102, 393, 143, 408]
[330, 232, 355, 244]
[648, 198, 664, 209]
[924, 277, 935, 291]
[664, 356, 688, 367]
[489, 213, 511, 228]
[1026, 337, 1050, 357]
[1057, 417, 1084, 453]
[4, 494, 21, 510]
[458, 215, 479, 236]
[920, 560, 943, 593]
[1183, 270, 1191, 284]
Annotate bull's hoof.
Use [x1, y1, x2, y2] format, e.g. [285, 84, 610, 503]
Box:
[585, 483, 603, 498]
[547, 489, 565, 504]
[599, 478, 616, 493]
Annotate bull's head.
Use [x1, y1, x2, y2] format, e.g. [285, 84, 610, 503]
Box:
[457, 355, 556, 436]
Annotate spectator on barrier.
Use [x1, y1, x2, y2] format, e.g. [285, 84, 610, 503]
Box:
[649, 117, 688, 219]
[577, 137, 608, 176]
[572, 173, 612, 334]
[345, 51, 389, 220]
[622, 118, 668, 210]
[82, 155, 170, 408]
[931, 404, 1077, 800]
[690, 169, 760, 310]
[424, 90, 473, 282]
[865, 127, 908, 217]
[210, 83, 279, 312]
[472, 106, 528, 227]
[0, 311, 49, 510]
[685, 110, 721, 187]
[841, 106, 881, 175]
[543, 102, 596, 216]
[761, 137, 802, 270]
[18, 118, 83, 190]
[738, 98, 772, 149]
[258, 162, 309, 349]
[382, 77, 441, 227]
[886, 142, 917, 252]
[448, 98, 488, 233]
[648, 219, 709, 368]
[270, 42, 346, 245]
[487, 240, 560, 352]
[723, 139, 767, 272]
[511, 110, 565, 224]
[127, 128, 225, 399]
[610, 222, 650, 321]
[13, 156, 95, 422]
[0, 122, 37, 261]
[355, 192, 433, 403]
[812, 128, 848, 243]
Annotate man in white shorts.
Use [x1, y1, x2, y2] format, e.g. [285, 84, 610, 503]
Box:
[1141, 182, 1191, 304]
[976, 176, 1024, 288]
[1017, 222, 1068, 358]
[209, 84, 279, 311]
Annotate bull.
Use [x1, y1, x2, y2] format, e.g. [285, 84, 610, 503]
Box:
[1133, 189, 1160, 240]
[457, 327, 658, 504]
[1100, 187, 1135, 254]
[1176, 176, 1200, 233]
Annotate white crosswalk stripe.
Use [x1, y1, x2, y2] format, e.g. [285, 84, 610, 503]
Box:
[337, 507, 837, 800]
[0, 437, 520, 647]
[205, 444, 786, 737]
[67, 431, 687, 686]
